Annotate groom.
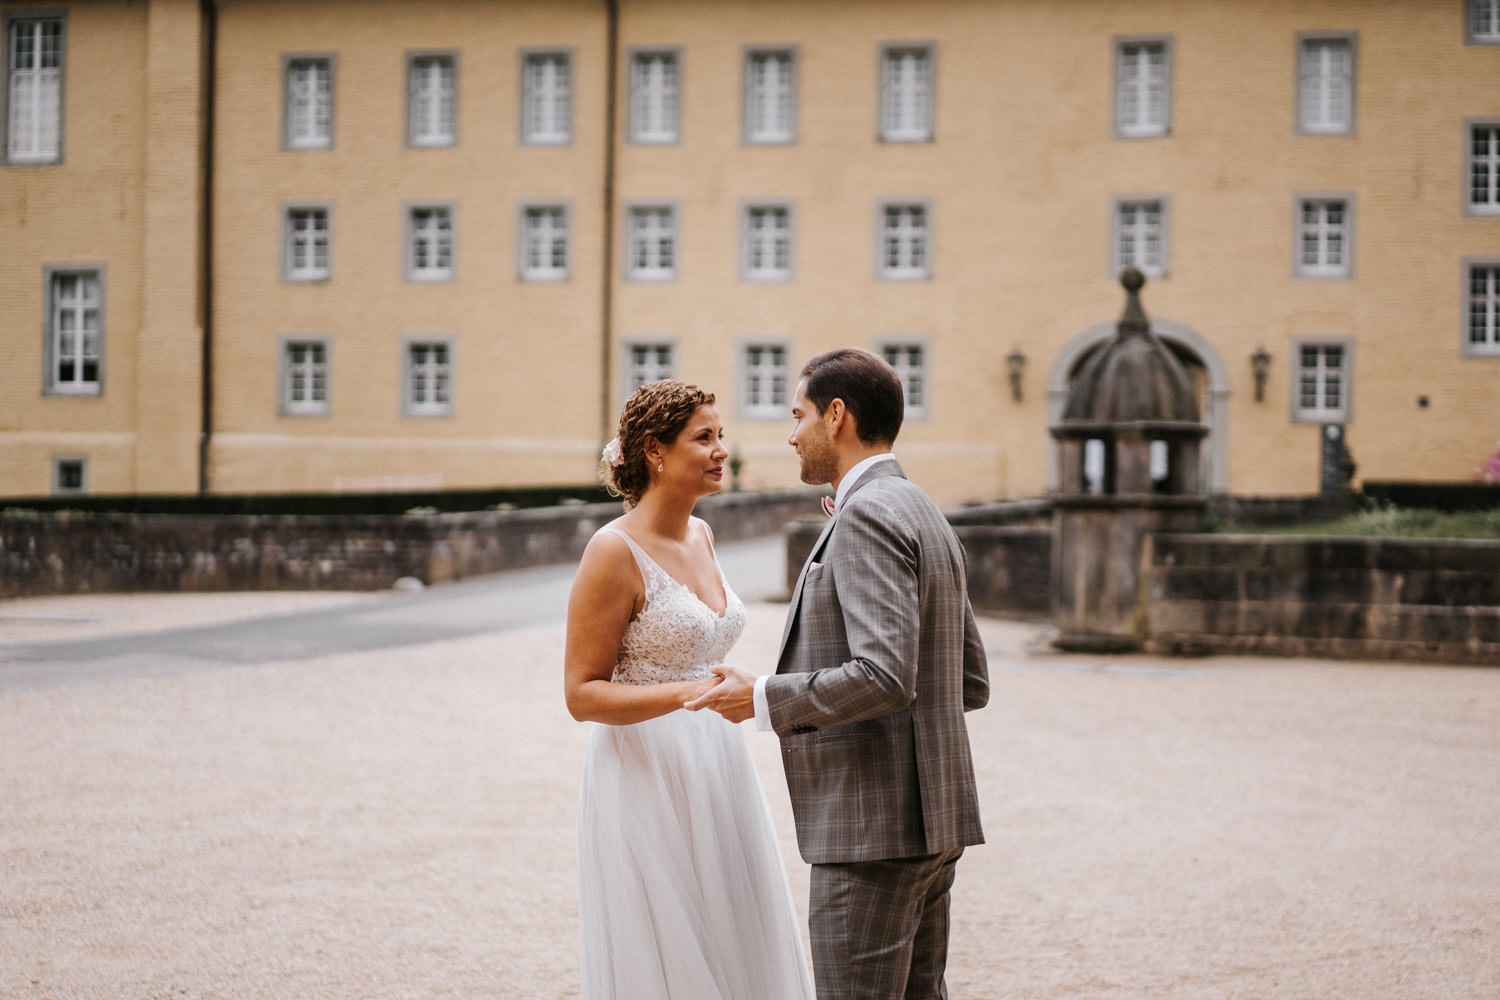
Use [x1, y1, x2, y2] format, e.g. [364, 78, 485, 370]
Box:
[689, 347, 989, 998]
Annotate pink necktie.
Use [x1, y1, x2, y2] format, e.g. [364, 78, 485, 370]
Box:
[821, 496, 836, 518]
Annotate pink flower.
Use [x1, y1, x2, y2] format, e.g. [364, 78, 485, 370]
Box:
[602, 437, 625, 468]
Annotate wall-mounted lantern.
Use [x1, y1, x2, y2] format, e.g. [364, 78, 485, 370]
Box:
[1250, 346, 1271, 402]
[1006, 347, 1026, 402]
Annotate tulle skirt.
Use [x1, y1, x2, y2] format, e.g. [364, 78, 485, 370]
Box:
[578, 707, 814, 1000]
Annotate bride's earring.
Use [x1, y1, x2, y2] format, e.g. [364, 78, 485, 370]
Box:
[658, 462, 664, 472]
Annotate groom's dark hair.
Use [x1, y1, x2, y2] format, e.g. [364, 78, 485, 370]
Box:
[799, 348, 904, 445]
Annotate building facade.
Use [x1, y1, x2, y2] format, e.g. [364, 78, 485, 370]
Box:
[3, 0, 1498, 505]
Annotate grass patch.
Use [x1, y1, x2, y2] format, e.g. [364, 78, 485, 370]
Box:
[1260, 505, 1500, 539]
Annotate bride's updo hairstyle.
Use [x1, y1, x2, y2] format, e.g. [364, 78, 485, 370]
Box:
[603, 379, 716, 508]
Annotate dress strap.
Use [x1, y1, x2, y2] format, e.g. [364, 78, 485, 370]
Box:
[598, 526, 666, 595]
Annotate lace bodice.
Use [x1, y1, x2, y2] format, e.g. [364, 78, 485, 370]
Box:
[601, 522, 747, 686]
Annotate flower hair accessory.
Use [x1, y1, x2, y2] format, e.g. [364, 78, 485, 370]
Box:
[602, 437, 625, 468]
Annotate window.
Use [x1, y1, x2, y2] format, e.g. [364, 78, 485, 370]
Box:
[1115, 38, 1170, 138]
[626, 204, 676, 281]
[878, 340, 929, 419]
[625, 341, 675, 391]
[403, 339, 453, 417]
[1468, 122, 1500, 215]
[744, 48, 795, 144]
[518, 203, 569, 282]
[879, 44, 933, 142]
[629, 50, 679, 144]
[740, 341, 790, 417]
[1294, 341, 1351, 422]
[406, 204, 454, 281]
[1468, 0, 1500, 43]
[1467, 262, 1500, 355]
[1298, 36, 1355, 135]
[878, 202, 930, 280]
[1113, 198, 1167, 278]
[284, 55, 333, 149]
[1296, 197, 1353, 278]
[44, 267, 102, 395]
[522, 51, 571, 144]
[52, 456, 86, 495]
[5, 15, 64, 164]
[284, 205, 331, 281]
[742, 203, 793, 282]
[407, 53, 456, 147]
[280, 337, 330, 416]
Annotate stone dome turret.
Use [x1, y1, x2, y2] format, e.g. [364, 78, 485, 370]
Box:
[1061, 269, 1200, 424]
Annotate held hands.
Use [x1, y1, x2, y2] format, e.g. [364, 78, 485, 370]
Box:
[684, 666, 757, 724]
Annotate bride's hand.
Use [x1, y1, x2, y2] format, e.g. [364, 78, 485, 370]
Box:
[681, 673, 724, 708]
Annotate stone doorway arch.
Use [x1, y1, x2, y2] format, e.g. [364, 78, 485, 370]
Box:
[1046, 319, 1230, 493]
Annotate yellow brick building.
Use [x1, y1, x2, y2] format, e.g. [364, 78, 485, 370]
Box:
[4, 0, 1498, 505]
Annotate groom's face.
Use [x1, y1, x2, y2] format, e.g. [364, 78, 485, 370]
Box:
[789, 379, 838, 486]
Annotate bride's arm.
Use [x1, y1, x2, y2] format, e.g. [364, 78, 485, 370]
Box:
[564, 531, 718, 725]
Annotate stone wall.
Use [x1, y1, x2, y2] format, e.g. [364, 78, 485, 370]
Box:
[1145, 534, 1500, 666]
[784, 507, 1053, 620]
[0, 490, 817, 598]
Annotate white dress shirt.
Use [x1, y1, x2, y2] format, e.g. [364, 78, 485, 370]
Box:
[751, 453, 897, 730]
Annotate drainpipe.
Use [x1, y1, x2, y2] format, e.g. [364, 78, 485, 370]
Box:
[600, 0, 619, 446]
[198, 0, 217, 495]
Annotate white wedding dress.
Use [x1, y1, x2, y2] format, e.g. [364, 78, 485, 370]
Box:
[577, 522, 814, 1000]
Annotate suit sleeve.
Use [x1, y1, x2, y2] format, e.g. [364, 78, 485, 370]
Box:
[765, 499, 920, 735]
[961, 599, 989, 711]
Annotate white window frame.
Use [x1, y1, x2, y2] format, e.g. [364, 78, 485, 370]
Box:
[51, 455, 87, 495]
[42, 265, 103, 396]
[1292, 339, 1353, 423]
[1113, 36, 1171, 139]
[1464, 259, 1500, 357]
[4, 13, 65, 165]
[1294, 194, 1354, 279]
[876, 200, 932, 281]
[1297, 34, 1356, 136]
[521, 49, 572, 145]
[283, 54, 334, 150]
[405, 202, 455, 282]
[279, 336, 331, 417]
[282, 203, 332, 282]
[1467, 0, 1500, 44]
[623, 338, 676, 395]
[741, 201, 794, 282]
[406, 51, 457, 148]
[625, 202, 678, 281]
[876, 338, 931, 420]
[879, 42, 934, 143]
[738, 339, 793, 419]
[1465, 119, 1500, 217]
[628, 48, 680, 145]
[743, 46, 796, 145]
[402, 337, 455, 418]
[518, 201, 570, 282]
[1111, 196, 1169, 279]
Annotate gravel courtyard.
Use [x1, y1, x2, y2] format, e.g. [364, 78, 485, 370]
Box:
[2, 591, 1496, 999]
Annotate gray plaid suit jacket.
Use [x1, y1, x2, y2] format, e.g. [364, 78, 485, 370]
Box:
[766, 460, 989, 865]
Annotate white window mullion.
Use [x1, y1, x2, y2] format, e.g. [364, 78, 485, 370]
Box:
[1471, 266, 1500, 350]
[524, 53, 571, 144]
[881, 47, 932, 142]
[1300, 39, 1352, 134]
[631, 52, 678, 143]
[8, 18, 62, 163]
[627, 343, 675, 390]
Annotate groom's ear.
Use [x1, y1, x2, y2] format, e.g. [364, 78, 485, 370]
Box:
[826, 398, 851, 437]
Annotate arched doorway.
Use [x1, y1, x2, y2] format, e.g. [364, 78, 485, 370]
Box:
[1046, 319, 1229, 493]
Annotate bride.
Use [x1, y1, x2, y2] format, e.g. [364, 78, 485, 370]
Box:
[564, 379, 814, 999]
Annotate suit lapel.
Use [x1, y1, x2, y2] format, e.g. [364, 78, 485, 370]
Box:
[776, 460, 907, 666]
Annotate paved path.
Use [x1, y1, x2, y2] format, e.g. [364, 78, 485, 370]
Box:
[1, 542, 1497, 999]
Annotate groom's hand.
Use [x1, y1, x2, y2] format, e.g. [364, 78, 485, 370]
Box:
[684, 666, 756, 723]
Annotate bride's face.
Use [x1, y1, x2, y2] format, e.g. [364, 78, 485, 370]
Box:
[656, 404, 729, 498]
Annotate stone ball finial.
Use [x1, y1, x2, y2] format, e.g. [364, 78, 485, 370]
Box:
[1120, 267, 1145, 293]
